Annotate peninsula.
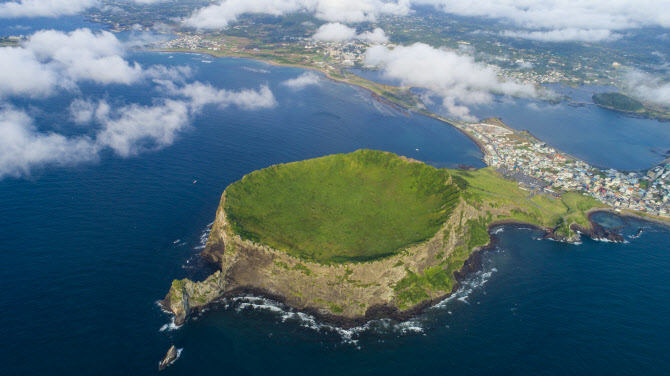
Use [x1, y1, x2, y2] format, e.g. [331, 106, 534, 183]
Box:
[161, 150, 617, 327]
[593, 92, 670, 121]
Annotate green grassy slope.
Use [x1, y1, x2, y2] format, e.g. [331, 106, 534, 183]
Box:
[224, 150, 460, 263]
[449, 167, 605, 231]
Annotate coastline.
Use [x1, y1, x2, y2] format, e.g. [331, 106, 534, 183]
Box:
[151, 48, 653, 172]
[167, 219, 565, 329]
[154, 49, 670, 328]
[179, 227, 503, 330]
[587, 207, 670, 228]
[151, 48, 491, 158]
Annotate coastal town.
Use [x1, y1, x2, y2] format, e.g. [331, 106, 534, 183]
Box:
[153, 33, 586, 85]
[457, 120, 670, 218]
[151, 32, 670, 219]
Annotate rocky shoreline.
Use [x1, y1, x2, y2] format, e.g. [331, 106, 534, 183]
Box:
[588, 208, 670, 229]
[160, 213, 627, 329]
[160, 234, 499, 329]
[158, 154, 655, 330]
[160, 185, 520, 329]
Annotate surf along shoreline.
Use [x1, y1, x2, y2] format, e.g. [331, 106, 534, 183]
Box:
[154, 49, 670, 329]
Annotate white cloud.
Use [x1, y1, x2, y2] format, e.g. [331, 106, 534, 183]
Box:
[358, 27, 389, 43]
[365, 43, 538, 120]
[69, 98, 98, 124]
[25, 29, 144, 85]
[0, 47, 60, 97]
[184, 0, 310, 29]
[623, 70, 670, 108]
[0, 0, 98, 18]
[312, 23, 389, 43]
[0, 0, 171, 18]
[0, 29, 188, 98]
[501, 28, 621, 43]
[132, 0, 168, 4]
[312, 23, 357, 42]
[0, 27, 279, 179]
[415, 0, 670, 31]
[160, 81, 277, 111]
[1, 78, 279, 177]
[0, 106, 99, 178]
[183, 0, 410, 29]
[185, 0, 670, 42]
[95, 100, 191, 157]
[313, 0, 410, 23]
[517, 61, 533, 69]
[282, 72, 321, 90]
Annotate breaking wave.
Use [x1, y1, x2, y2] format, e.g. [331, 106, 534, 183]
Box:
[193, 222, 213, 250]
[197, 259, 499, 346]
[159, 315, 180, 332]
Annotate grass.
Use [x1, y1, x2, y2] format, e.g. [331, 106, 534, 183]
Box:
[393, 245, 473, 309]
[448, 167, 605, 230]
[224, 150, 460, 263]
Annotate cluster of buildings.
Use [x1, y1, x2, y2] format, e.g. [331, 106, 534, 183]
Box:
[155, 32, 393, 67]
[155, 32, 614, 87]
[461, 122, 670, 217]
[304, 39, 394, 66]
[155, 34, 223, 51]
[152, 33, 668, 218]
[500, 69, 578, 85]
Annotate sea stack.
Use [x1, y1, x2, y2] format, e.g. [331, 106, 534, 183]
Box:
[159, 345, 178, 371]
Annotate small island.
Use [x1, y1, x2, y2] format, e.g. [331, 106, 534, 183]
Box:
[593, 92, 670, 121]
[161, 150, 617, 327]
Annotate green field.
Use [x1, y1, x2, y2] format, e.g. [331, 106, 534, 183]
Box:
[448, 167, 605, 232]
[223, 150, 460, 263]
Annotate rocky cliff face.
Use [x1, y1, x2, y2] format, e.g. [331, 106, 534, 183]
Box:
[161, 180, 624, 327]
[161, 190, 562, 327]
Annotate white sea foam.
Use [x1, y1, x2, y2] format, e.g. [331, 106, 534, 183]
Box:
[201, 60, 212, 63]
[165, 246, 498, 345]
[193, 223, 213, 250]
[492, 227, 504, 234]
[434, 267, 497, 310]
[159, 316, 181, 332]
[215, 295, 433, 346]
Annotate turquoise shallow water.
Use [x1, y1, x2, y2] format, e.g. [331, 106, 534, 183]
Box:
[2, 19, 670, 375]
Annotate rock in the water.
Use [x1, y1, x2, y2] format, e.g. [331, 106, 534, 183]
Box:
[159, 345, 179, 371]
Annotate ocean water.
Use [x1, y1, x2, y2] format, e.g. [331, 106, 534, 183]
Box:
[423, 85, 670, 171]
[352, 67, 670, 171]
[2, 20, 670, 375]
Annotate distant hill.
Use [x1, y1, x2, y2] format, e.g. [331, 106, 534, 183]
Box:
[593, 92, 644, 112]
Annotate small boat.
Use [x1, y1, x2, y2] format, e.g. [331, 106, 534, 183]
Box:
[193, 180, 197, 184]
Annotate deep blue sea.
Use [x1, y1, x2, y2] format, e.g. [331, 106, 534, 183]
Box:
[2, 19, 670, 375]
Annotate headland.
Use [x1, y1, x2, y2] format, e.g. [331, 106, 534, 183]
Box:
[161, 150, 624, 327]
